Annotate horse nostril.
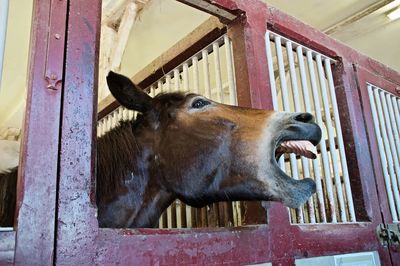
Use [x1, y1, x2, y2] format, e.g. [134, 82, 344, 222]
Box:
[294, 113, 314, 123]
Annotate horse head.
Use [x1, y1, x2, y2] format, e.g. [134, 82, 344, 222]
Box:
[98, 72, 321, 228]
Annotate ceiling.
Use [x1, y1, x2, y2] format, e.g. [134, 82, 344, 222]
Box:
[1, 0, 400, 130]
[264, 0, 400, 72]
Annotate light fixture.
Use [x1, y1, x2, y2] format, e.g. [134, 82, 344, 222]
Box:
[387, 7, 400, 20]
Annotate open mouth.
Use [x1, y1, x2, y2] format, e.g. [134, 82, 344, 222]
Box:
[275, 140, 318, 161]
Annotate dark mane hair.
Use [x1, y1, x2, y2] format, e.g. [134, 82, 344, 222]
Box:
[0, 167, 17, 226]
[96, 92, 188, 204]
[96, 120, 139, 204]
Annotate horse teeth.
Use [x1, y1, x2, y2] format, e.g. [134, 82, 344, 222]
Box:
[277, 140, 317, 159]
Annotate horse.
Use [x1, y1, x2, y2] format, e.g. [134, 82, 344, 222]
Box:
[0, 71, 321, 228]
[0, 139, 19, 226]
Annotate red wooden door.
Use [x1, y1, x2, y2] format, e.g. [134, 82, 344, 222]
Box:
[356, 66, 400, 263]
[0, 0, 68, 265]
[52, 1, 395, 265]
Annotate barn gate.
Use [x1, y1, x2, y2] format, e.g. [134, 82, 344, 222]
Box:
[1, 0, 400, 265]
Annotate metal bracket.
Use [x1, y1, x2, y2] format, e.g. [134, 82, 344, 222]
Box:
[376, 223, 400, 250]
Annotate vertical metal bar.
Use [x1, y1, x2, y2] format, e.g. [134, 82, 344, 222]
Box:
[224, 35, 237, 105]
[325, 59, 355, 221]
[285, 41, 307, 223]
[176, 200, 182, 228]
[306, 50, 338, 223]
[128, 110, 134, 120]
[167, 206, 173, 228]
[386, 94, 400, 169]
[157, 81, 163, 96]
[289, 42, 327, 223]
[296, 45, 326, 222]
[392, 96, 400, 138]
[264, 32, 285, 170]
[117, 107, 123, 122]
[106, 115, 112, 132]
[202, 50, 212, 98]
[368, 85, 399, 221]
[374, 88, 400, 218]
[379, 91, 400, 209]
[275, 36, 307, 222]
[316, 54, 347, 222]
[183, 63, 189, 92]
[112, 112, 118, 128]
[173, 68, 180, 92]
[391, 96, 400, 189]
[149, 85, 156, 98]
[165, 74, 172, 93]
[212, 42, 224, 103]
[192, 56, 200, 94]
[186, 205, 192, 228]
[97, 122, 101, 138]
[101, 119, 107, 136]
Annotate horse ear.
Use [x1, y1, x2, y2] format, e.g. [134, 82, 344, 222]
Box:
[106, 71, 153, 113]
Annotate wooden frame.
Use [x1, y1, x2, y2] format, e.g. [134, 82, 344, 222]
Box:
[0, 0, 68, 265]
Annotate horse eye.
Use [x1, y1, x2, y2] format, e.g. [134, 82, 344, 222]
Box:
[191, 99, 210, 109]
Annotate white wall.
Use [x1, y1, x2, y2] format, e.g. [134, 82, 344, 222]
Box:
[0, 0, 33, 129]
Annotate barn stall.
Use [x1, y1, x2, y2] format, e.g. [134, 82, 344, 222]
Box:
[0, 0, 400, 265]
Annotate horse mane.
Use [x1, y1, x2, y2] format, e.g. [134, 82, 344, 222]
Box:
[96, 92, 187, 205]
[0, 167, 17, 226]
[96, 120, 142, 204]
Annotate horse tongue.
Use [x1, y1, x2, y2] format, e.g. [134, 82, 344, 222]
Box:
[278, 140, 317, 159]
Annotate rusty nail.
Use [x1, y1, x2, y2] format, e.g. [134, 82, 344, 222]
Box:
[54, 33, 61, 40]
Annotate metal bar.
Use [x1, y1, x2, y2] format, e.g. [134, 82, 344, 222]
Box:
[167, 206, 173, 228]
[150, 85, 156, 98]
[316, 54, 347, 222]
[368, 85, 399, 221]
[306, 50, 338, 223]
[373, 88, 400, 218]
[275, 36, 308, 222]
[176, 200, 182, 228]
[213, 42, 224, 103]
[325, 59, 356, 222]
[391, 96, 400, 189]
[265, 32, 285, 170]
[174, 68, 180, 92]
[117, 107, 123, 122]
[192, 56, 200, 94]
[101, 119, 107, 136]
[183, 63, 189, 92]
[224, 35, 236, 105]
[379, 91, 400, 211]
[128, 110, 134, 120]
[186, 205, 192, 228]
[165, 74, 172, 93]
[386, 94, 400, 172]
[202, 50, 211, 98]
[157, 81, 163, 96]
[289, 42, 327, 223]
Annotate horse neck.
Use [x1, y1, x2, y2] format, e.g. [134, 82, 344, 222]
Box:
[96, 121, 174, 228]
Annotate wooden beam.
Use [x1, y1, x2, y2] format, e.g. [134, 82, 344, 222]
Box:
[110, 2, 138, 70]
[177, 0, 240, 24]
